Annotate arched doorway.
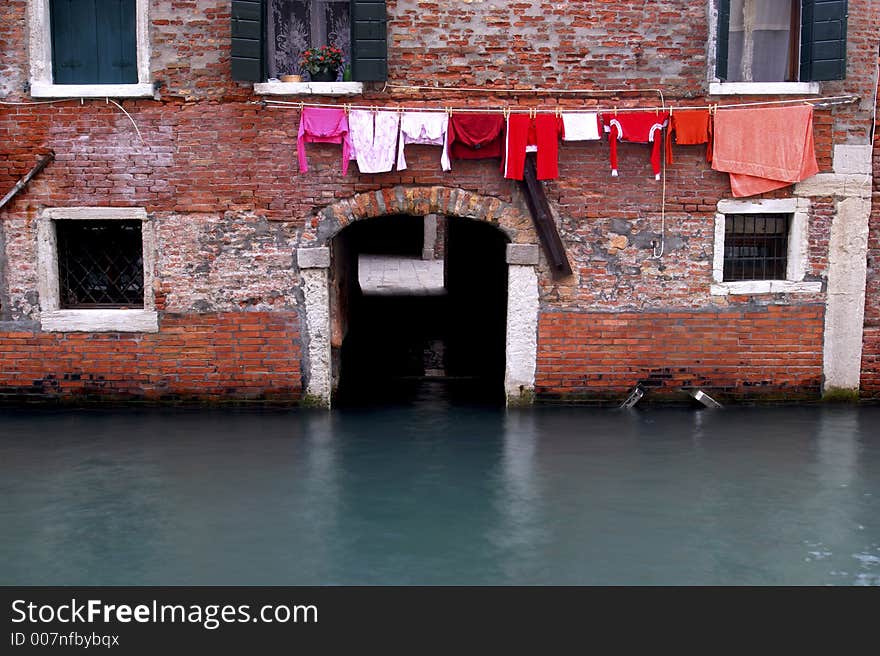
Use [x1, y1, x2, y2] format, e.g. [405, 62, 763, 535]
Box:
[296, 186, 540, 408]
[331, 214, 509, 405]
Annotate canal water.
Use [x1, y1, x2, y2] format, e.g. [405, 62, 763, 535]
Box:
[2, 390, 879, 585]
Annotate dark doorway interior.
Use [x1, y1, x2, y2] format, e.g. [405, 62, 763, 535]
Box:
[331, 215, 508, 406]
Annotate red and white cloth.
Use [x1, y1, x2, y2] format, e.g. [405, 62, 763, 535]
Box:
[602, 111, 669, 180]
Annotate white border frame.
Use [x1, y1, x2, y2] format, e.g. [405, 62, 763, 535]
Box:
[37, 207, 158, 332]
[28, 0, 154, 98]
[710, 197, 822, 296]
[705, 0, 820, 96]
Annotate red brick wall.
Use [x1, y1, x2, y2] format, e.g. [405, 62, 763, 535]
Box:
[0, 313, 301, 403]
[0, 1, 877, 403]
[537, 307, 825, 402]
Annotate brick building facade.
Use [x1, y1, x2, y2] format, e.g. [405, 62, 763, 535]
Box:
[0, 1, 877, 405]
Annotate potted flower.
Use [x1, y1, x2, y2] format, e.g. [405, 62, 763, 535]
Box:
[300, 45, 344, 82]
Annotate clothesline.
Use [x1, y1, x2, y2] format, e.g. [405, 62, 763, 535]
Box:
[261, 94, 858, 115]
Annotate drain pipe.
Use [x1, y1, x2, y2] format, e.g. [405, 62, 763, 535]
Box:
[0, 151, 55, 211]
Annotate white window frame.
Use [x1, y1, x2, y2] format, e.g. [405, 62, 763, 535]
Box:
[706, 0, 819, 96]
[711, 197, 822, 295]
[37, 207, 158, 332]
[28, 0, 154, 98]
[254, 81, 364, 96]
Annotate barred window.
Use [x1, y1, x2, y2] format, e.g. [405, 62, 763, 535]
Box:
[56, 220, 144, 308]
[723, 213, 790, 281]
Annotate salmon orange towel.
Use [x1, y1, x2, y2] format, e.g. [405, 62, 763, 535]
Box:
[711, 105, 818, 198]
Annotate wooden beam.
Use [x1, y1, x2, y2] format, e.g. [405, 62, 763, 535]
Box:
[519, 154, 572, 276]
[0, 151, 55, 211]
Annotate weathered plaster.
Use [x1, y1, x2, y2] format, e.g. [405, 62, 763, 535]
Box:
[299, 251, 332, 407]
[504, 264, 539, 406]
[823, 196, 871, 393]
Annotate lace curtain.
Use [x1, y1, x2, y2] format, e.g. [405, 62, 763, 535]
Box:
[727, 0, 793, 82]
[268, 0, 351, 79]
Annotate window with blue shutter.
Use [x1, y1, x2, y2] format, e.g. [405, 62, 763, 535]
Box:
[232, 0, 387, 83]
[714, 0, 847, 83]
[50, 0, 138, 85]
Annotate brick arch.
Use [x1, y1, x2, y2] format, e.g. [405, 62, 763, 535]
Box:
[302, 185, 537, 246]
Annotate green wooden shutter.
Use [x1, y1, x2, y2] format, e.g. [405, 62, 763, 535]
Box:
[350, 1, 387, 82]
[800, 0, 847, 81]
[231, 0, 265, 82]
[715, 0, 731, 81]
[95, 0, 138, 84]
[51, 0, 137, 84]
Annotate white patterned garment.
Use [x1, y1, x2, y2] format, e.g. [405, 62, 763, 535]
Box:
[348, 109, 400, 174]
[396, 112, 451, 171]
[562, 112, 601, 141]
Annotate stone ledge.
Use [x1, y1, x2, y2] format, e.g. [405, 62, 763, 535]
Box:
[506, 244, 540, 265]
[297, 247, 331, 269]
[795, 174, 872, 198]
[710, 280, 823, 296]
[254, 81, 364, 96]
[40, 309, 158, 333]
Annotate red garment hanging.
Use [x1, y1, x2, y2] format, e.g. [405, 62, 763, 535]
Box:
[601, 111, 669, 179]
[665, 109, 713, 165]
[504, 114, 565, 180]
[447, 114, 505, 159]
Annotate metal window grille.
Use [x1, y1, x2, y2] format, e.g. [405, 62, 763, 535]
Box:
[723, 213, 790, 281]
[56, 220, 144, 308]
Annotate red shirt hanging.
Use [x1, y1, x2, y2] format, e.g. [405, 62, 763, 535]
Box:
[601, 111, 669, 180]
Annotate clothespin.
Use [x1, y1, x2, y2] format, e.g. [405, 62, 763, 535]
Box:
[343, 103, 350, 115]
[555, 107, 562, 118]
[299, 101, 304, 112]
[446, 106, 453, 117]
[502, 106, 510, 120]
[529, 107, 536, 119]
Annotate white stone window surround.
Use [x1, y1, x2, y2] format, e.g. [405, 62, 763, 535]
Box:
[37, 207, 158, 333]
[705, 0, 820, 96]
[28, 0, 154, 99]
[711, 197, 822, 296]
[254, 81, 364, 96]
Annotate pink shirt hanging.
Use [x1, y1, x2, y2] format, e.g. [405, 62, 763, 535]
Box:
[297, 107, 352, 175]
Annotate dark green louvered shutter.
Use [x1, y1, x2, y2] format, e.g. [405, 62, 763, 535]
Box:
[715, 0, 731, 81]
[350, 1, 387, 82]
[231, 0, 265, 82]
[51, 0, 137, 84]
[800, 0, 847, 81]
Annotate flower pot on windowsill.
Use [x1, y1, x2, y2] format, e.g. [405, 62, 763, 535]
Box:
[309, 69, 338, 82]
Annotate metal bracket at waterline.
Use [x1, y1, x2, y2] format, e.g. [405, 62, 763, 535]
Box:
[0, 151, 55, 211]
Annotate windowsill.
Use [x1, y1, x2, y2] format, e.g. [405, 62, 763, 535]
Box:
[30, 82, 155, 99]
[709, 81, 820, 96]
[41, 309, 158, 333]
[710, 281, 822, 296]
[253, 81, 364, 96]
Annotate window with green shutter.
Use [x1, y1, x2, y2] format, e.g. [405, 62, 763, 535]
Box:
[715, 0, 847, 83]
[50, 0, 138, 85]
[232, 0, 387, 83]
